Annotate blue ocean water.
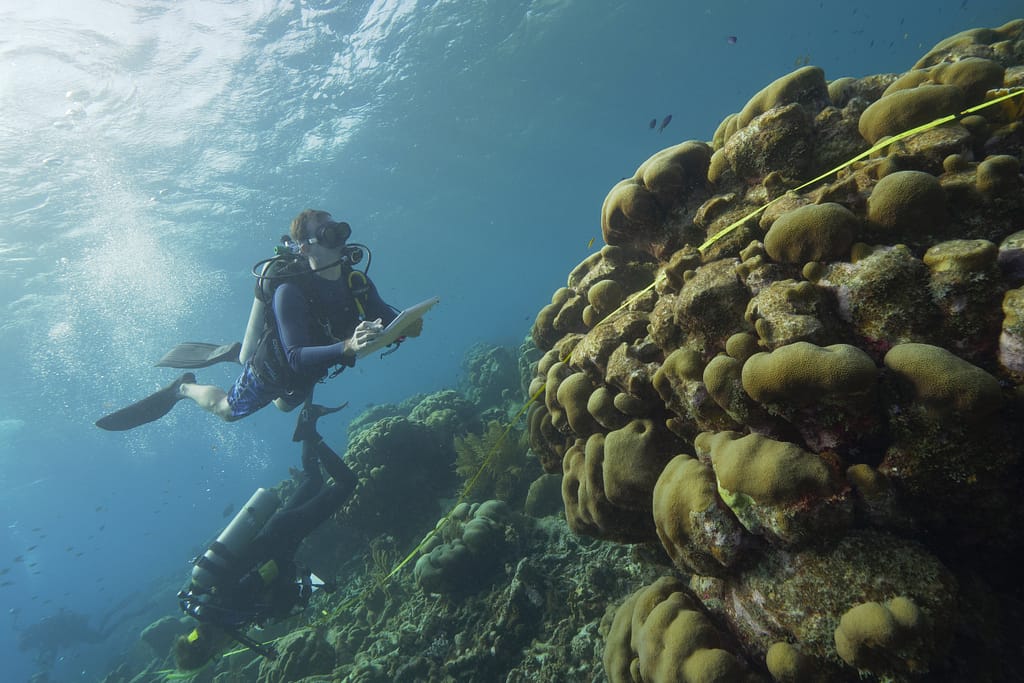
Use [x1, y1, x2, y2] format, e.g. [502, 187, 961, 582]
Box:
[0, 1, 1019, 680]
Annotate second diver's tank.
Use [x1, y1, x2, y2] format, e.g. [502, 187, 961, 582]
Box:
[190, 487, 280, 591]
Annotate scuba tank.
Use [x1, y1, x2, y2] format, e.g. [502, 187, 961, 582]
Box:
[190, 487, 281, 591]
[240, 270, 270, 364]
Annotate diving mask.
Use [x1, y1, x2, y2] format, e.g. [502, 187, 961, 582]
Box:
[305, 220, 351, 249]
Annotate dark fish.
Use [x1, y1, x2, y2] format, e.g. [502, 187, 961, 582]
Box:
[726, 35, 737, 44]
[99, 525, 105, 531]
[222, 503, 235, 518]
[649, 118, 656, 129]
[26, 545, 37, 551]
[95, 506, 105, 512]
[0, 568, 8, 575]
[657, 114, 672, 133]
[14, 556, 23, 563]
[1, 581, 13, 587]
[31, 527, 41, 532]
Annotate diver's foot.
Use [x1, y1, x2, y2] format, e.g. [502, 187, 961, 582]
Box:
[292, 401, 348, 442]
[316, 442, 357, 492]
[176, 372, 197, 397]
[95, 372, 196, 431]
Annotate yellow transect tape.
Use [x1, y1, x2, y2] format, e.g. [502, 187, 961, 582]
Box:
[698, 87, 1024, 252]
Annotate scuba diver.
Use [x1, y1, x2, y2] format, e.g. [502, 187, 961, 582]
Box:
[96, 209, 428, 431]
[173, 401, 357, 668]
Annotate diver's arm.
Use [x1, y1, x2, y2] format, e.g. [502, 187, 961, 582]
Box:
[273, 284, 354, 371]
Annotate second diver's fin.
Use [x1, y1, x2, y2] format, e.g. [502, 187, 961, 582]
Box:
[95, 373, 195, 431]
[154, 342, 242, 369]
[292, 401, 348, 443]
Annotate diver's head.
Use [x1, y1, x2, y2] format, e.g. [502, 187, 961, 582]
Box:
[290, 209, 351, 251]
[173, 623, 228, 671]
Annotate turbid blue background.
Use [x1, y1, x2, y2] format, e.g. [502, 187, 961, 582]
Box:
[1, 1, 1019, 680]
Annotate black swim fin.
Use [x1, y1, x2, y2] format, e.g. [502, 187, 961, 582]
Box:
[95, 373, 195, 431]
[292, 401, 348, 443]
[154, 342, 241, 369]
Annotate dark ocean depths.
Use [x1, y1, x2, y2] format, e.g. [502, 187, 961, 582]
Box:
[0, 1, 1019, 680]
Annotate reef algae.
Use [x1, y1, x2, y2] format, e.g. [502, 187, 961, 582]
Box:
[523, 18, 1024, 683]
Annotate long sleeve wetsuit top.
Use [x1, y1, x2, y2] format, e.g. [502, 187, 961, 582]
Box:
[272, 273, 397, 382]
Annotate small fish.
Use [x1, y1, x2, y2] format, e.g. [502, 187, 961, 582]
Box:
[26, 545, 37, 551]
[648, 118, 657, 129]
[95, 506, 105, 512]
[31, 527, 41, 532]
[657, 114, 672, 133]
[0, 568, 8, 575]
[1, 581, 13, 587]
[726, 35, 737, 45]
[586, 237, 595, 249]
[14, 556, 23, 563]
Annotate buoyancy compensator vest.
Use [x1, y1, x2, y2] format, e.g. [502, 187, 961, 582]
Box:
[243, 246, 374, 387]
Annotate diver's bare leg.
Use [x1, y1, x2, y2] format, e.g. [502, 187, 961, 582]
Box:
[178, 382, 236, 421]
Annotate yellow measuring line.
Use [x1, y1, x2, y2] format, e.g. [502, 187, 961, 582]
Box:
[698, 87, 1024, 252]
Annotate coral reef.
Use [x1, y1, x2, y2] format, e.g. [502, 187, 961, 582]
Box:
[97, 21, 1024, 683]
[525, 19, 1024, 683]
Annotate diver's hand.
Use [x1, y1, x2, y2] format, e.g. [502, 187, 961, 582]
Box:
[345, 318, 384, 355]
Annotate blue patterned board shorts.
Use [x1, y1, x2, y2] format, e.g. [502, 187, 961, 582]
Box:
[226, 362, 305, 419]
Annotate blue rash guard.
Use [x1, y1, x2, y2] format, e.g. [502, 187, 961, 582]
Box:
[226, 270, 397, 419]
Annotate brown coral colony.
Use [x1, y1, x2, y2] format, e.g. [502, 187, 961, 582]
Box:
[531, 19, 1024, 683]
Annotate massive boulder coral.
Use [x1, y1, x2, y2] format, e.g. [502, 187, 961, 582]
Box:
[691, 531, 958, 681]
[413, 500, 522, 596]
[603, 577, 760, 683]
[525, 18, 1024, 682]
